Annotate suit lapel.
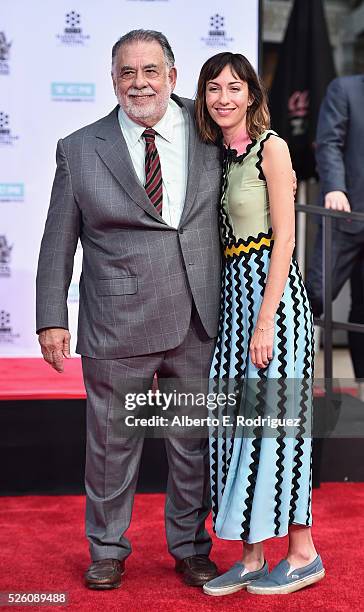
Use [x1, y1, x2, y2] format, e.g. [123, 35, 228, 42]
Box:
[174, 96, 205, 226]
[95, 107, 166, 224]
[95, 100, 205, 226]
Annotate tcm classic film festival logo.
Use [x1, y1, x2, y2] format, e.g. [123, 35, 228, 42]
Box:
[0, 112, 19, 146]
[56, 11, 90, 45]
[0, 184, 24, 203]
[0, 236, 12, 278]
[0, 311, 19, 344]
[0, 32, 11, 75]
[201, 14, 233, 47]
[51, 82, 95, 102]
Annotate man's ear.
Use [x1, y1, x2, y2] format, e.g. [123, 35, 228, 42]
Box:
[111, 72, 117, 95]
[169, 66, 177, 92]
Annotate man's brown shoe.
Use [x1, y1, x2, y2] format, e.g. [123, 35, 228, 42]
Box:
[85, 559, 125, 590]
[175, 555, 218, 586]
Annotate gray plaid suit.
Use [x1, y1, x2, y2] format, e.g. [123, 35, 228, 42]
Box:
[36, 94, 222, 561]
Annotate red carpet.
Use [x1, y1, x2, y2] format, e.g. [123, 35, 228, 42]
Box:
[0, 358, 358, 401]
[0, 358, 85, 400]
[0, 484, 363, 611]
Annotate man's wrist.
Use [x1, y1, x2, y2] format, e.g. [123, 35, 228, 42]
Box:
[324, 188, 347, 197]
[37, 327, 68, 335]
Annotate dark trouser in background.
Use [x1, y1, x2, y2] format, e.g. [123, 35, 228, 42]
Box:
[348, 259, 364, 379]
[82, 306, 215, 563]
[306, 225, 364, 378]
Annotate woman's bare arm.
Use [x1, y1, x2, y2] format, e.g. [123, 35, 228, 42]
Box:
[249, 136, 295, 369]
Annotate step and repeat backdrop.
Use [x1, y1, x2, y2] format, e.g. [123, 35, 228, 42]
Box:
[1, 0, 260, 356]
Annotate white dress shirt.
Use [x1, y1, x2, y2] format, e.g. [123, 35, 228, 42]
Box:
[118, 98, 188, 228]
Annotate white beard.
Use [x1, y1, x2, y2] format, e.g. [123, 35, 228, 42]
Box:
[118, 82, 172, 122]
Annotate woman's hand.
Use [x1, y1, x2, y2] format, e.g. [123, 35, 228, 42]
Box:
[249, 324, 274, 369]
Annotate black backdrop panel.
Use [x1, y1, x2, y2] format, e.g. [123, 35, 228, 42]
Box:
[0, 400, 168, 495]
[0, 399, 363, 495]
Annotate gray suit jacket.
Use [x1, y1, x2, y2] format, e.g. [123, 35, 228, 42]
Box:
[36, 95, 222, 358]
[316, 75, 364, 233]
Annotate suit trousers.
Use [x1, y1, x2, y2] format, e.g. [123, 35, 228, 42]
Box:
[306, 225, 364, 378]
[81, 306, 216, 562]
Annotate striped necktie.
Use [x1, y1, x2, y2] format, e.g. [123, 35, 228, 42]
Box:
[142, 128, 163, 214]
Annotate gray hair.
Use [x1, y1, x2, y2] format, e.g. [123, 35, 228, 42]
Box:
[111, 29, 175, 73]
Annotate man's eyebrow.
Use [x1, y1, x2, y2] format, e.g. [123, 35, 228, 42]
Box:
[119, 63, 159, 71]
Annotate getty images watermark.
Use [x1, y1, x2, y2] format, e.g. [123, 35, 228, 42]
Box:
[97, 376, 364, 439]
[122, 390, 304, 432]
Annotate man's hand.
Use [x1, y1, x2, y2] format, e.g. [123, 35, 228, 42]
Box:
[292, 169, 297, 198]
[38, 328, 71, 373]
[325, 191, 351, 212]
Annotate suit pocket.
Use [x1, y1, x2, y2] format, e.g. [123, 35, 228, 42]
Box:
[96, 277, 138, 296]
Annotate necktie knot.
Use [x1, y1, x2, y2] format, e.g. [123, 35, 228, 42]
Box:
[143, 128, 156, 144]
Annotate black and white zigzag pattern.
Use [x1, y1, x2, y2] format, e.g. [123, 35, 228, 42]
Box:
[273, 302, 288, 535]
[289, 264, 313, 525]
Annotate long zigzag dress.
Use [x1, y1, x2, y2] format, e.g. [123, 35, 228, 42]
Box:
[209, 130, 314, 543]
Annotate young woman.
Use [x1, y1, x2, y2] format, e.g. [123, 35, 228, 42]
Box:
[195, 52, 325, 596]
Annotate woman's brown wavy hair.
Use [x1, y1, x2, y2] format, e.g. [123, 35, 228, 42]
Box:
[195, 52, 270, 144]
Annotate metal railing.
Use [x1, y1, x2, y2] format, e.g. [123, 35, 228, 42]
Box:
[295, 203, 364, 391]
[295, 203, 364, 486]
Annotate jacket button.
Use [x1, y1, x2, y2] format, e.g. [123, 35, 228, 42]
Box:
[179, 228, 184, 234]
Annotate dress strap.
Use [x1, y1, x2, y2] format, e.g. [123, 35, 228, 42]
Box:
[255, 130, 280, 181]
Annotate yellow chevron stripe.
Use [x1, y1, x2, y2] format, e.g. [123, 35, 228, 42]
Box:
[224, 235, 273, 257]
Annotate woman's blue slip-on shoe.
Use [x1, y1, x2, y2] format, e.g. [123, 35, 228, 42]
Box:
[203, 560, 269, 596]
[247, 555, 325, 595]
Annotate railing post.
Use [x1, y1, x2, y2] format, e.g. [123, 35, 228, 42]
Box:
[322, 215, 333, 395]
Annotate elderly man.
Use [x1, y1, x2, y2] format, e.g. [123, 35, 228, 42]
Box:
[36, 30, 222, 589]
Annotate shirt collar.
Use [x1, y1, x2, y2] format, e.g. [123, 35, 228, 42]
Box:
[118, 98, 176, 146]
[152, 99, 175, 143]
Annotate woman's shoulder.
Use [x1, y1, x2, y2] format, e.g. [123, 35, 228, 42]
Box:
[256, 129, 279, 143]
[253, 131, 291, 180]
[257, 130, 289, 155]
